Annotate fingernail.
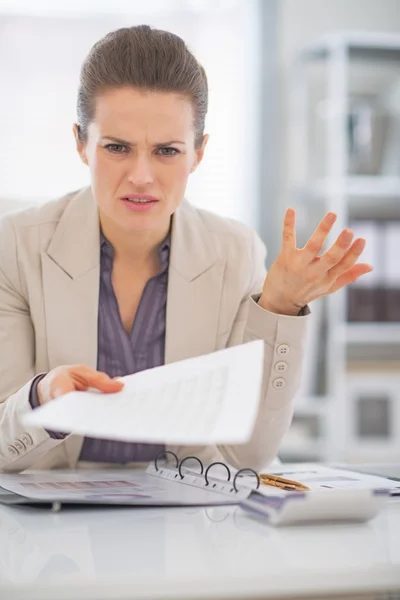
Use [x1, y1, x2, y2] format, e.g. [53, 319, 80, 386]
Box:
[327, 212, 337, 222]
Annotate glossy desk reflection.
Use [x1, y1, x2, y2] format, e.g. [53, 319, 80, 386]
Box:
[0, 500, 400, 599]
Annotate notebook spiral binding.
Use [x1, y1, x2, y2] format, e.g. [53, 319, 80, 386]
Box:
[154, 451, 260, 493]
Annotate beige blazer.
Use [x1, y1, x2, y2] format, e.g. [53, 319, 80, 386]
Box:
[0, 187, 309, 473]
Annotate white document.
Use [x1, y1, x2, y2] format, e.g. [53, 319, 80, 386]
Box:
[24, 340, 264, 445]
[266, 463, 400, 494]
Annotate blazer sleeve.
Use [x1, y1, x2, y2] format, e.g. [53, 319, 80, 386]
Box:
[0, 216, 66, 472]
[169, 230, 310, 471]
[216, 229, 310, 470]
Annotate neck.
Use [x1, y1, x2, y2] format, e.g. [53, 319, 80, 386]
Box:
[99, 213, 171, 266]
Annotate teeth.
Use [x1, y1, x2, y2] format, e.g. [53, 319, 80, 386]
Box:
[126, 198, 152, 203]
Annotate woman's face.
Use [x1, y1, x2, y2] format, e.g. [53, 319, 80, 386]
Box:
[74, 87, 207, 234]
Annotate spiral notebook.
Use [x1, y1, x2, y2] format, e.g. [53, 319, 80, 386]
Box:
[0, 453, 257, 511]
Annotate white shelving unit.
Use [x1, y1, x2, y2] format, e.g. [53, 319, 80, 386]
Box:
[300, 176, 400, 201]
[345, 323, 400, 345]
[283, 31, 400, 463]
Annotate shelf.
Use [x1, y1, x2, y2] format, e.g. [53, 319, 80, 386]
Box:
[301, 176, 400, 199]
[294, 177, 400, 219]
[299, 31, 400, 61]
[345, 323, 400, 345]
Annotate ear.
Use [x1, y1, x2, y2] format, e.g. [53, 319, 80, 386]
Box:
[72, 123, 88, 165]
[190, 134, 209, 173]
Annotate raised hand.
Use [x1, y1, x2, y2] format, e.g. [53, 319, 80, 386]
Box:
[258, 209, 373, 316]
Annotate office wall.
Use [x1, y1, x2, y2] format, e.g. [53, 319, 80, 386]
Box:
[0, 1, 261, 228]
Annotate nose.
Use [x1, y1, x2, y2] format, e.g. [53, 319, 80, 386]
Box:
[127, 154, 155, 186]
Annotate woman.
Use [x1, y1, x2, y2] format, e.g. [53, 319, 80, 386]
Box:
[0, 26, 371, 473]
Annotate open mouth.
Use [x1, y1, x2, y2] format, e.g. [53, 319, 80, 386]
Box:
[121, 197, 158, 211]
[122, 197, 157, 203]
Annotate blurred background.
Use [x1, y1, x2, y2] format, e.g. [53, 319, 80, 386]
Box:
[0, 0, 399, 464]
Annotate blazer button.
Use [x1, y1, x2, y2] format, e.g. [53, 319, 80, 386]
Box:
[272, 377, 286, 390]
[276, 344, 290, 356]
[8, 445, 19, 457]
[275, 361, 288, 373]
[21, 433, 33, 447]
[14, 439, 26, 453]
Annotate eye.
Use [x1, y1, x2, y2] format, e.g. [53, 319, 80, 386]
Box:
[105, 143, 128, 154]
[156, 147, 180, 157]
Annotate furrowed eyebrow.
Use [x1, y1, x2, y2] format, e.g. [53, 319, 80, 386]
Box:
[101, 136, 186, 146]
[155, 140, 186, 146]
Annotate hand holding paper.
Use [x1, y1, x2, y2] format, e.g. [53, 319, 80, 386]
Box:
[24, 341, 264, 445]
[37, 365, 124, 404]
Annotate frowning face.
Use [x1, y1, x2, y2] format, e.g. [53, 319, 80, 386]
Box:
[74, 86, 207, 235]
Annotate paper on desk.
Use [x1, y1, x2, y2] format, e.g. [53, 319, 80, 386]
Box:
[23, 340, 264, 445]
[265, 463, 400, 494]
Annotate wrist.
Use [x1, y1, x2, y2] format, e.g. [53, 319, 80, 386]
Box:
[37, 378, 46, 406]
[257, 294, 302, 317]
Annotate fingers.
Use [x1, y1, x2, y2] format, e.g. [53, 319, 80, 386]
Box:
[318, 228, 357, 271]
[69, 366, 124, 393]
[327, 263, 373, 294]
[301, 212, 337, 261]
[39, 365, 124, 404]
[326, 238, 368, 281]
[87, 375, 124, 393]
[282, 208, 297, 250]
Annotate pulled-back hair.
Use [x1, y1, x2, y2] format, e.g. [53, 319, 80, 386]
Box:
[77, 25, 208, 148]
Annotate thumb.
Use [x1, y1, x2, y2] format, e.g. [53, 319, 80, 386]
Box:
[52, 378, 76, 399]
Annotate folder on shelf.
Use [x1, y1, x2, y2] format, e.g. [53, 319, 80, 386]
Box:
[347, 220, 384, 322]
[383, 221, 400, 322]
[348, 220, 400, 323]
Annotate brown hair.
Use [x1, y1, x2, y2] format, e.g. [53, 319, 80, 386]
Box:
[77, 25, 208, 148]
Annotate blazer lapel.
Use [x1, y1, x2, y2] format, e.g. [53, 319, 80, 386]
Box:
[41, 187, 100, 372]
[41, 187, 100, 467]
[165, 201, 226, 364]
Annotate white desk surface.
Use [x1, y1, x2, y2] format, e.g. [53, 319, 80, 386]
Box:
[0, 490, 399, 600]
